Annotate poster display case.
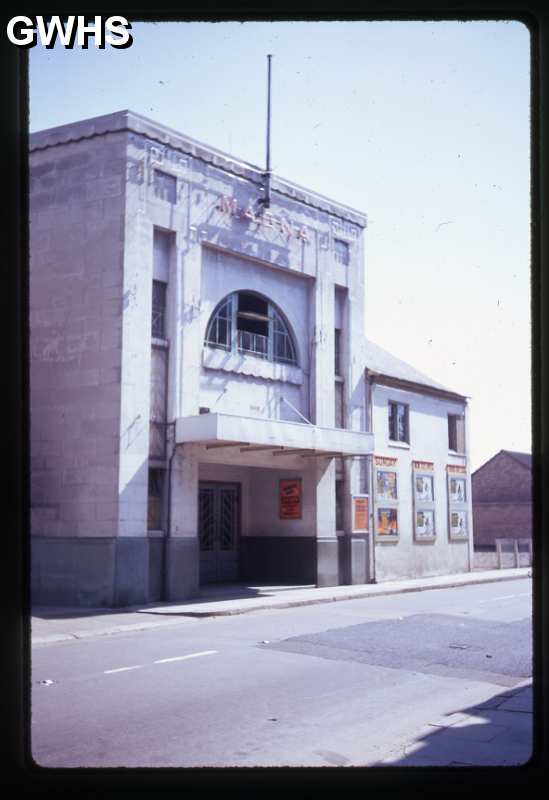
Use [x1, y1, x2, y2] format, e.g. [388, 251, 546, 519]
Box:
[412, 460, 436, 542]
[374, 455, 399, 542]
[447, 464, 469, 540]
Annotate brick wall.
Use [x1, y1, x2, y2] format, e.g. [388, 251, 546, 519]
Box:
[472, 501, 532, 546]
[471, 451, 532, 548]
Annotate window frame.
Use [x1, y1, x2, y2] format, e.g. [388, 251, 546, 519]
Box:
[388, 401, 410, 444]
[151, 279, 167, 340]
[204, 291, 298, 367]
[448, 413, 466, 454]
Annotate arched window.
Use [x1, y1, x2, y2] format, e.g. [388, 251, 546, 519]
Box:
[205, 291, 297, 366]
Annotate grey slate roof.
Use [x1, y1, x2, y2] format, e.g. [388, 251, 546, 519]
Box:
[363, 338, 467, 400]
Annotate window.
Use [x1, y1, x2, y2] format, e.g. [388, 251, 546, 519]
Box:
[153, 169, 177, 203]
[448, 414, 465, 452]
[335, 479, 344, 531]
[388, 402, 409, 443]
[149, 345, 167, 459]
[334, 238, 350, 266]
[205, 291, 297, 366]
[335, 381, 344, 428]
[205, 295, 232, 350]
[334, 329, 342, 376]
[152, 280, 167, 339]
[147, 469, 164, 530]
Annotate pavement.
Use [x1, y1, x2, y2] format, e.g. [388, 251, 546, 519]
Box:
[31, 566, 531, 646]
[376, 678, 534, 767]
[31, 566, 535, 768]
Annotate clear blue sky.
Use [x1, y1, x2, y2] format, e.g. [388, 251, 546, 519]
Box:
[29, 19, 531, 471]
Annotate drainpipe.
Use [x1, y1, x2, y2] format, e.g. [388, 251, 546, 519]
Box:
[366, 370, 377, 583]
[464, 400, 474, 573]
[163, 421, 177, 602]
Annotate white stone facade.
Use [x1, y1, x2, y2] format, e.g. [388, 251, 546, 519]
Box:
[29, 111, 472, 607]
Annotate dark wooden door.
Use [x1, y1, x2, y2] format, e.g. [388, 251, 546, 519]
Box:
[198, 483, 239, 583]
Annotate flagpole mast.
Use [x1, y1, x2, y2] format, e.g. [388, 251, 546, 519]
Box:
[263, 53, 272, 209]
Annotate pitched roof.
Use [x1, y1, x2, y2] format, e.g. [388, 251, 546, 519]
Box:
[363, 338, 467, 400]
[502, 450, 532, 470]
[472, 449, 532, 477]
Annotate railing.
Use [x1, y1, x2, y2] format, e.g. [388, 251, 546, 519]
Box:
[238, 330, 268, 358]
[495, 537, 532, 568]
[473, 537, 532, 571]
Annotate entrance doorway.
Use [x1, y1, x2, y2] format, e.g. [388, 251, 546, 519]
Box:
[198, 482, 240, 583]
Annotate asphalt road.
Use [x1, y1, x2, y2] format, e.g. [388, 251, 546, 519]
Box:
[31, 578, 532, 768]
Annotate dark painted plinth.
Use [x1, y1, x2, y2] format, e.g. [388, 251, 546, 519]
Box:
[349, 535, 368, 584]
[316, 537, 339, 587]
[148, 538, 165, 602]
[114, 538, 149, 607]
[164, 537, 199, 601]
[32, 537, 149, 608]
[240, 537, 316, 584]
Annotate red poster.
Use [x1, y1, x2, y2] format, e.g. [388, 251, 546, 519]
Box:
[353, 496, 369, 532]
[279, 479, 302, 520]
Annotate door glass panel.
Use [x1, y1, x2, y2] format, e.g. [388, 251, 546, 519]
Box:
[199, 487, 215, 551]
[219, 489, 237, 550]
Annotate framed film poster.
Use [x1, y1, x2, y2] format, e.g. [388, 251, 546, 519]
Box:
[374, 455, 399, 541]
[447, 465, 468, 540]
[352, 495, 369, 533]
[413, 460, 436, 542]
[279, 478, 302, 520]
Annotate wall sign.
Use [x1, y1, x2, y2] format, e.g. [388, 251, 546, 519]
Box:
[279, 479, 302, 520]
[353, 495, 369, 532]
[216, 195, 311, 243]
[375, 455, 398, 467]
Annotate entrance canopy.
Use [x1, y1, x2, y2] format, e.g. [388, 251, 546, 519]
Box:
[175, 412, 374, 458]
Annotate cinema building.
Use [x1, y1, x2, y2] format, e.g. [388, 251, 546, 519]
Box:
[30, 111, 473, 607]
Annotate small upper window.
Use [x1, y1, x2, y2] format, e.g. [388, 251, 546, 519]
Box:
[334, 239, 350, 266]
[205, 291, 297, 366]
[448, 414, 465, 453]
[388, 401, 409, 443]
[152, 280, 167, 339]
[153, 169, 177, 203]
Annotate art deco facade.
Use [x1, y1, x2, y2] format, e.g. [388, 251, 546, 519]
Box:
[30, 111, 473, 606]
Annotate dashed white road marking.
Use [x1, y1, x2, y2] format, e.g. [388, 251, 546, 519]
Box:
[104, 650, 218, 674]
[480, 592, 531, 604]
[154, 650, 218, 664]
[104, 665, 144, 674]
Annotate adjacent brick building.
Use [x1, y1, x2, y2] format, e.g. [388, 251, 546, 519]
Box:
[471, 450, 532, 549]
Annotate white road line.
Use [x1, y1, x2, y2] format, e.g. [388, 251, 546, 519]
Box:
[154, 650, 218, 664]
[481, 592, 531, 604]
[104, 665, 144, 674]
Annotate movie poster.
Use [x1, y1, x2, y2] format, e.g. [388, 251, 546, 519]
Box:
[450, 510, 467, 536]
[376, 470, 398, 500]
[279, 479, 302, 520]
[377, 508, 398, 536]
[450, 477, 466, 503]
[416, 510, 435, 538]
[415, 475, 434, 502]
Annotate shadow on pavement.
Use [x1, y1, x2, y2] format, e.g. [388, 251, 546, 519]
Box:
[377, 683, 533, 767]
[32, 582, 314, 619]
